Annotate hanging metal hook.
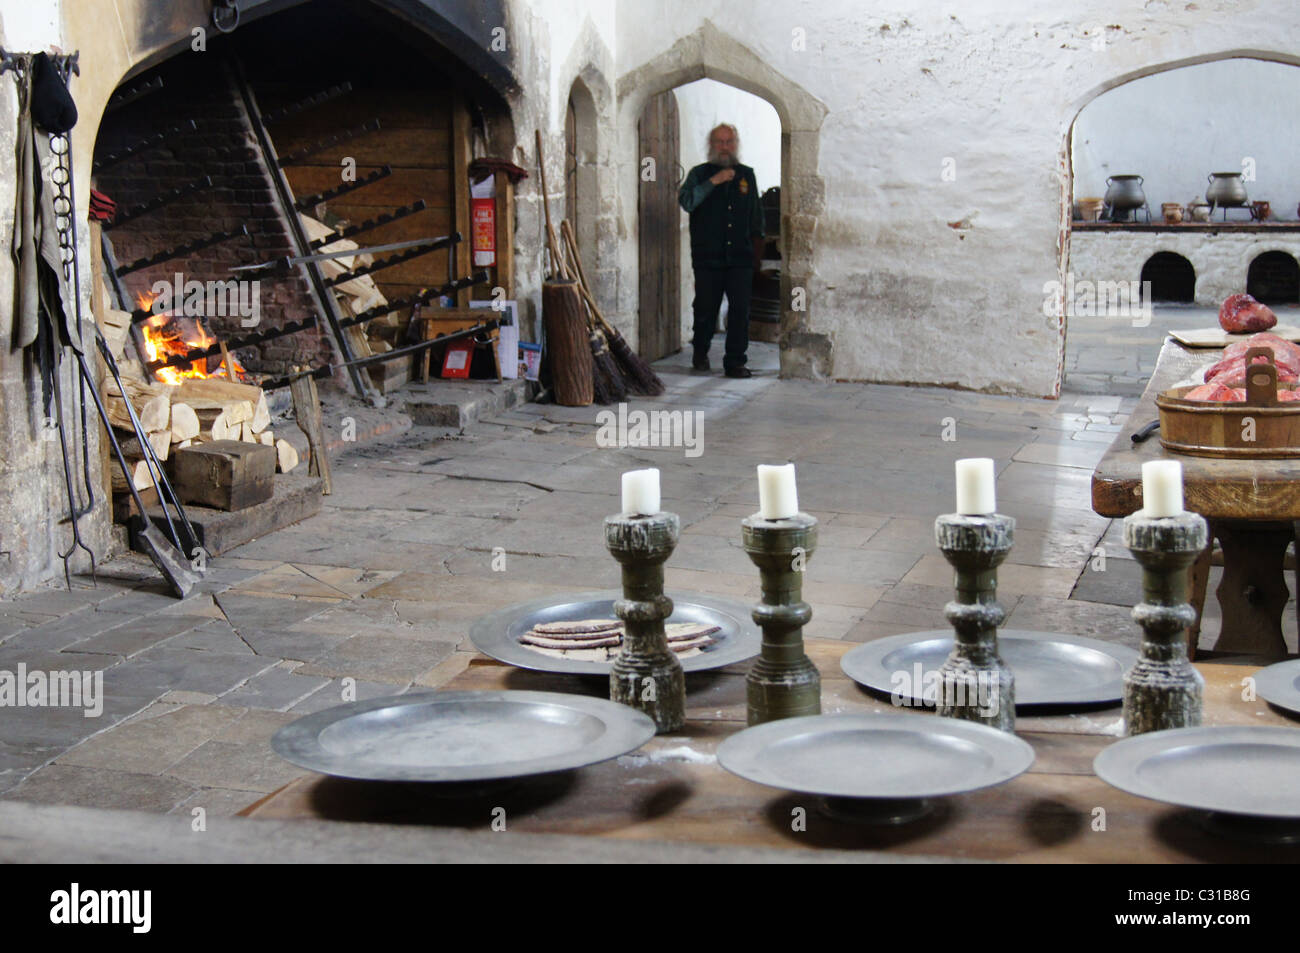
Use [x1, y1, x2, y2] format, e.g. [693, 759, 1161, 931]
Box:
[212, 0, 241, 34]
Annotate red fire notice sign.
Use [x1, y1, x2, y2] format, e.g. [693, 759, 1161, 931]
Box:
[472, 197, 496, 267]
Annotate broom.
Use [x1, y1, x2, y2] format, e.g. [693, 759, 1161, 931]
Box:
[560, 220, 664, 397]
[560, 228, 625, 404]
[536, 130, 622, 403]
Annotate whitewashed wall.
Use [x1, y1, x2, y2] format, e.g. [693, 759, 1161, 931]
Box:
[1073, 58, 1300, 220]
[611, 0, 1300, 397]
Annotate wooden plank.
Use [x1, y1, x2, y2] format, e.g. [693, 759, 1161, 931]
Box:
[276, 128, 452, 170]
[290, 369, 332, 495]
[495, 177, 515, 299]
[1092, 337, 1300, 519]
[637, 89, 680, 361]
[451, 93, 472, 307]
[283, 167, 452, 209]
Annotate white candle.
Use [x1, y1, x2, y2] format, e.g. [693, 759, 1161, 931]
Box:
[757, 463, 799, 519]
[1141, 460, 1184, 517]
[955, 458, 996, 515]
[621, 468, 660, 516]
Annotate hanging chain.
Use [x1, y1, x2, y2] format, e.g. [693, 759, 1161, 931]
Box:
[47, 131, 76, 282]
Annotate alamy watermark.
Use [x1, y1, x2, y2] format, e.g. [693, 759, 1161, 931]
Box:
[596, 403, 703, 458]
[1042, 274, 1152, 327]
[890, 663, 1000, 718]
[0, 664, 103, 717]
[150, 272, 261, 328]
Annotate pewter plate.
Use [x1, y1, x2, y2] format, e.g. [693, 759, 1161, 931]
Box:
[469, 589, 760, 675]
[1094, 726, 1300, 819]
[840, 629, 1138, 708]
[717, 712, 1035, 799]
[271, 690, 656, 782]
[1254, 659, 1300, 718]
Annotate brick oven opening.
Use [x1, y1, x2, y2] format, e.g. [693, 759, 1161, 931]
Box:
[1247, 251, 1300, 305]
[1140, 251, 1196, 304]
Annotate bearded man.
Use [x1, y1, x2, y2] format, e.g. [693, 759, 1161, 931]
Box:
[676, 123, 764, 377]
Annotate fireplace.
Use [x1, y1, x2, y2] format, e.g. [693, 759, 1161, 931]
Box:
[80, 0, 517, 568]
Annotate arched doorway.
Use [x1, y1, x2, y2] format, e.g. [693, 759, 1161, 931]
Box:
[565, 78, 599, 283]
[636, 80, 782, 366]
[1247, 251, 1300, 304]
[1063, 53, 1300, 394]
[614, 22, 827, 377]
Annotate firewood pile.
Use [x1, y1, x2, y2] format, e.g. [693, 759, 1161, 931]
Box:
[103, 374, 299, 493]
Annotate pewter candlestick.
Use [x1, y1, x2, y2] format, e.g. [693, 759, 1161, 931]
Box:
[604, 511, 685, 733]
[742, 512, 821, 725]
[1122, 510, 1206, 734]
[934, 513, 1015, 732]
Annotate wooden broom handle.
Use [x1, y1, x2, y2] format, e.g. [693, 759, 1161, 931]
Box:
[534, 129, 568, 280]
[561, 221, 616, 335]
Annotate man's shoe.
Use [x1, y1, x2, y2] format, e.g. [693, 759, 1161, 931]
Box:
[724, 366, 753, 378]
[692, 354, 710, 371]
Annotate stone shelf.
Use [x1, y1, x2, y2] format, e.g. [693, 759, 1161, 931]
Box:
[1073, 222, 1300, 233]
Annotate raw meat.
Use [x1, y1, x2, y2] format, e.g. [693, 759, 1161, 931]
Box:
[1203, 332, 1300, 383]
[1183, 383, 1239, 401]
[1219, 293, 1277, 333]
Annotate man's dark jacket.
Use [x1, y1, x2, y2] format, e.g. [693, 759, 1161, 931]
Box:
[677, 162, 764, 269]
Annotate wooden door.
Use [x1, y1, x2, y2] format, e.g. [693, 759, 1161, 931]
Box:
[637, 90, 681, 360]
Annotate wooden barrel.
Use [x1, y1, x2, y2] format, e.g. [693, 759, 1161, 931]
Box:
[542, 279, 593, 406]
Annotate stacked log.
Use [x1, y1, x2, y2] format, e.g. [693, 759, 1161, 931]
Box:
[103, 375, 300, 493]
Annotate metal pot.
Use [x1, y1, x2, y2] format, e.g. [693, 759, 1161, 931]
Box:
[1206, 172, 1248, 207]
[1104, 175, 1146, 211]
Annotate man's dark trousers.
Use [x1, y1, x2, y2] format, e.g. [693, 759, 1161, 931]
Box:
[692, 265, 752, 371]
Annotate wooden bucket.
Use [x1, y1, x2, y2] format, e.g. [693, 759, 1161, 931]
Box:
[1157, 347, 1300, 457]
[542, 279, 593, 407]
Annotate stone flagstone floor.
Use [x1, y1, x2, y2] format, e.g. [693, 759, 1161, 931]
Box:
[0, 333, 1293, 817]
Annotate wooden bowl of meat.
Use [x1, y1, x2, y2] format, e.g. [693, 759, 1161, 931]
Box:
[1157, 339, 1300, 457]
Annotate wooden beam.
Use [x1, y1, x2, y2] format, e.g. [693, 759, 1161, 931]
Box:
[451, 93, 473, 307]
[494, 176, 515, 299]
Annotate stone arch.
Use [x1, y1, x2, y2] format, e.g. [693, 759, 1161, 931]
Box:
[614, 20, 828, 377]
[1059, 49, 1300, 391]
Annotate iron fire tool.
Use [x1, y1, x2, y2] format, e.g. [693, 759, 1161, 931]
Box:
[741, 512, 821, 724]
[933, 512, 1016, 732]
[71, 341, 200, 597]
[604, 510, 686, 733]
[94, 335, 203, 563]
[1121, 509, 1207, 734]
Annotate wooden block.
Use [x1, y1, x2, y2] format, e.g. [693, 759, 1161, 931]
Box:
[171, 440, 276, 511]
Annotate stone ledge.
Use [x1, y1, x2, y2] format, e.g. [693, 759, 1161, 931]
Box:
[401, 378, 530, 429]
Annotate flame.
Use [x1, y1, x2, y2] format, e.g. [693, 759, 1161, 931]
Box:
[136, 290, 245, 385]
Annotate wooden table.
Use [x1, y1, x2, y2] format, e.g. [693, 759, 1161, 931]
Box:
[246, 640, 1300, 862]
[1093, 337, 1300, 656]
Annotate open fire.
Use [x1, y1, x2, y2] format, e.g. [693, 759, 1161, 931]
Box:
[137, 291, 246, 385]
